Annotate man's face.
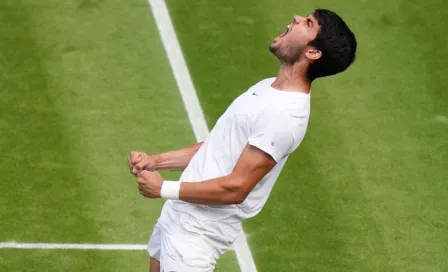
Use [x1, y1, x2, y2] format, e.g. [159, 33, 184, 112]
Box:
[269, 15, 320, 64]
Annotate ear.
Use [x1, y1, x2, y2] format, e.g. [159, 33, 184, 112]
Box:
[305, 47, 322, 61]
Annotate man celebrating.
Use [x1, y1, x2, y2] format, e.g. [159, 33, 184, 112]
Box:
[128, 9, 357, 272]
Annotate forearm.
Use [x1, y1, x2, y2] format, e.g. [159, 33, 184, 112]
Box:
[178, 175, 245, 205]
[152, 142, 203, 171]
[157, 144, 275, 205]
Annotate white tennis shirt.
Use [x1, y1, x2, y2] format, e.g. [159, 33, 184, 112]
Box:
[169, 77, 311, 221]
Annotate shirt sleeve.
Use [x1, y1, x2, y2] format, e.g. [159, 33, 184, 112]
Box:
[247, 111, 295, 162]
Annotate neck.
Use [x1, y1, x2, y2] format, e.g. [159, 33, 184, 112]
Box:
[271, 62, 311, 94]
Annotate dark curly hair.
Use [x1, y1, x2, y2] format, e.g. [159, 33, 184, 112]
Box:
[307, 9, 357, 81]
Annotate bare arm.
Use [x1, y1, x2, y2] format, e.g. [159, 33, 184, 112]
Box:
[153, 142, 203, 171]
[178, 144, 277, 205]
[129, 142, 203, 174]
[135, 144, 277, 204]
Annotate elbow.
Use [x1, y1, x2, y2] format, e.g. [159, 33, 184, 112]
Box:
[226, 189, 248, 205]
[222, 193, 246, 205]
[220, 176, 248, 205]
[233, 193, 246, 204]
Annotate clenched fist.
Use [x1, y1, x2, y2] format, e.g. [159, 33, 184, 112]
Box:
[137, 170, 164, 198]
[128, 151, 158, 176]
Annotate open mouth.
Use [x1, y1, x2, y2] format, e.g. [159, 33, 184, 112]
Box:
[276, 24, 291, 40]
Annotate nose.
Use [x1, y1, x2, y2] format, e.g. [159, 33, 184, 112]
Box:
[293, 15, 306, 24]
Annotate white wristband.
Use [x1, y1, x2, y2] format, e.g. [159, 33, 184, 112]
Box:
[160, 181, 181, 200]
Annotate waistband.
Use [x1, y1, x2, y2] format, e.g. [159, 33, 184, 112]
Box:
[168, 200, 243, 223]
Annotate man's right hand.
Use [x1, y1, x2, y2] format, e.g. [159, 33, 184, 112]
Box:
[128, 151, 157, 176]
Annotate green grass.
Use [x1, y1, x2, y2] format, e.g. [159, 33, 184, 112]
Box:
[0, 250, 150, 272]
[1, 0, 447, 271]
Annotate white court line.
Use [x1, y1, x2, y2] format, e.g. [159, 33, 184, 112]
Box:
[146, 0, 257, 271]
[0, 242, 146, 250]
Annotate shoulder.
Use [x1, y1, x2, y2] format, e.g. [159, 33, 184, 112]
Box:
[257, 77, 277, 85]
[253, 77, 276, 88]
[245, 77, 276, 92]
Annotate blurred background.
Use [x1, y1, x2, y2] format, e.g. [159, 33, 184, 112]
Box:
[0, 0, 447, 271]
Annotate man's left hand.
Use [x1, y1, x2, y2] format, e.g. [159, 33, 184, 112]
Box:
[137, 170, 163, 198]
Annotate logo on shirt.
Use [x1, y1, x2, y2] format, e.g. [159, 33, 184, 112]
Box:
[271, 142, 275, 146]
[252, 92, 258, 96]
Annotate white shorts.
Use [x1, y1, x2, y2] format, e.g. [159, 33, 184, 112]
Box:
[147, 201, 242, 272]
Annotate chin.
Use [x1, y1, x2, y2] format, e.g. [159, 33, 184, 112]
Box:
[269, 42, 281, 57]
[269, 41, 278, 52]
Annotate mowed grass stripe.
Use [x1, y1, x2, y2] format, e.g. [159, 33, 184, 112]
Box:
[0, 2, 104, 271]
[0, 0, 199, 271]
[0, 0, 99, 246]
